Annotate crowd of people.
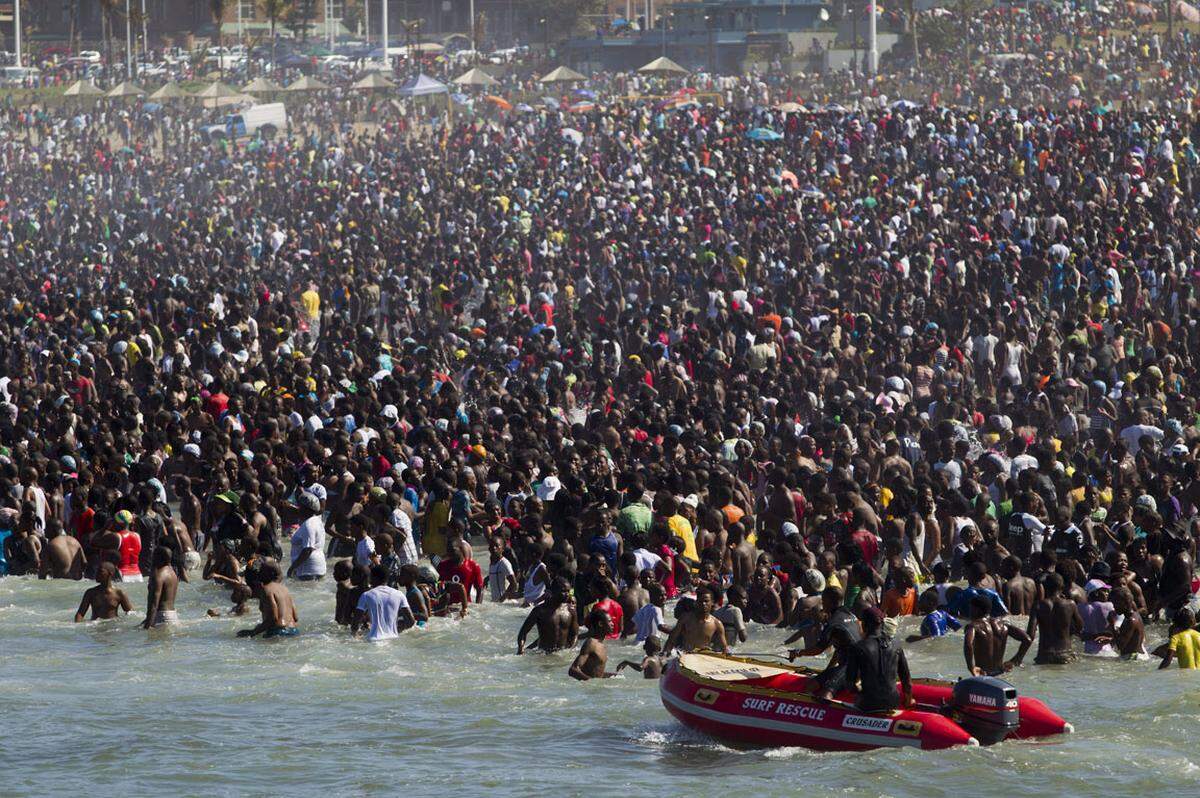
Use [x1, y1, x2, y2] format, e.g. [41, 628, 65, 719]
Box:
[5, 13, 1200, 712]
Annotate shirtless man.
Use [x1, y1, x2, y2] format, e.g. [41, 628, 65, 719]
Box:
[39, 521, 86, 579]
[237, 560, 299, 638]
[616, 556, 649, 636]
[747, 564, 784, 625]
[516, 578, 579, 654]
[963, 595, 1032, 675]
[663, 586, 729, 655]
[142, 547, 180, 628]
[728, 523, 756, 589]
[568, 608, 615, 681]
[1000, 556, 1037, 616]
[1026, 572, 1082, 664]
[1108, 585, 1146, 658]
[74, 562, 133, 621]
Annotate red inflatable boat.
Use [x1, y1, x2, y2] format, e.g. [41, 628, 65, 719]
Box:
[660, 653, 1071, 752]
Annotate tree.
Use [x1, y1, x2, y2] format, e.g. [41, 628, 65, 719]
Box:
[259, 0, 292, 70]
[341, 0, 364, 36]
[903, 0, 919, 72]
[286, 0, 318, 42]
[210, 0, 227, 78]
[523, 0, 603, 42]
[473, 10, 487, 52]
[99, 0, 123, 80]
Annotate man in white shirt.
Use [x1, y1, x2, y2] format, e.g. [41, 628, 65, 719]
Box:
[354, 565, 415, 642]
[288, 493, 327, 580]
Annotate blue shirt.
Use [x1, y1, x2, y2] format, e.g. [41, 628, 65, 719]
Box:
[946, 586, 1009, 618]
[920, 609, 962, 637]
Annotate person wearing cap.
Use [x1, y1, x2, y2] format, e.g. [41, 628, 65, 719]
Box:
[288, 492, 327, 581]
[1079, 579, 1116, 656]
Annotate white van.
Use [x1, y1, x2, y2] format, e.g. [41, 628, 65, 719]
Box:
[0, 66, 39, 85]
[204, 102, 286, 141]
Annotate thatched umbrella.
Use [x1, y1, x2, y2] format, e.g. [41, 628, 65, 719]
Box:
[242, 77, 284, 94]
[193, 81, 244, 109]
[62, 80, 105, 98]
[148, 82, 191, 101]
[285, 75, 332, 92]
[637, 56, 688, 75]
[538, 65, 587, 84]
[106, 81, 147, 99]
[453, 67, 500, 88]
[352, 72, 396, 91]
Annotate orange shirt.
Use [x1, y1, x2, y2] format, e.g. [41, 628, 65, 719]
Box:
[882, 587, 917, 617]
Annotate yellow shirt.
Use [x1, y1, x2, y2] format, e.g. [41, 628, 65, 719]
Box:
[300, 289, 321, 321]
[668, 514, 698, 562]
[422, 499, 450, 559]
[1169, 629, 1200, 668]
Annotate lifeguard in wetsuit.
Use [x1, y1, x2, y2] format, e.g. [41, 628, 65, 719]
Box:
[843, 606, 913, 712]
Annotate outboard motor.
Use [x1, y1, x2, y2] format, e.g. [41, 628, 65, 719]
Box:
[947, 676, 1020, 745]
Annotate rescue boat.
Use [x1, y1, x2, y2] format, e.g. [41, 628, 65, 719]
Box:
[660, 652, 1071, 752]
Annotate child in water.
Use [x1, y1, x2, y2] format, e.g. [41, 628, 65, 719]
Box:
[906, 589, 962, 643]
[333, 560, 354, 625]
[615, 635, 665, 679]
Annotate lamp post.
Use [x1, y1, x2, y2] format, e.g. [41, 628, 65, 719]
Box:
[381, 0, 389, 71]
[12, 0, 19, 68]
[540, 17, 547, 57]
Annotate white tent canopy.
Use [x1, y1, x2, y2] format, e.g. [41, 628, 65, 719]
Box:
[397, 73, 449, 97]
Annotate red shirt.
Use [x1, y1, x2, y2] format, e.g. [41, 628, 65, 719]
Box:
[437, 557, 483, 600]
[117, 530, 142, 577]
[205, 392, 230, 418]
[593, 597, 623, 640]
[850, 529, 879, 565]
[72, 507, 95, 549]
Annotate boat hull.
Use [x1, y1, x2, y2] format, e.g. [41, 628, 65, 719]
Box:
[659, 653, 1070, 752]
[660, 656, 976, 751]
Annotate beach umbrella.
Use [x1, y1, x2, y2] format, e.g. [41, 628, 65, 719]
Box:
[541, 96, 560, 109]
[746, 128, 783, 142]
[62, 79, 104, 97]
[561, 127, 584, 145]
[890, 99, 920, 111]
[452, 67, 499, 87]
[194, 81, 245, 109]
[567, 101, 595, 113]
[638, 56, 688, 75]
[539, 65, 586, 84]
[242, 77, 283, 94]
[148, 82, 190, 101]
[286, 75, 332, 92]
[397, 74, 448, 97]
[779, 169, 800, 188]
[194, 81, 242, 99]
[484, 95, 513, 111]
[515, 103, 534, 112]
[106, 81, 146, 99]
[775, 101, 806, 113]
[352, 72, 395, 90]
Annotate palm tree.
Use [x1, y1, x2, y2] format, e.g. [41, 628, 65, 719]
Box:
[903, 0, 919, 71]
[259, 0, 292, 71]
[99, 0, 123, 81]
[210, 0, 227, 77]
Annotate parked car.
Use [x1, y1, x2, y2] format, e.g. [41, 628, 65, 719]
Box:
[202, 102, 287, 142]
[0, 65, 40, 85]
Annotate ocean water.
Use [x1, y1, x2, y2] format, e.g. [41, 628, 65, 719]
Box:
[3, 566, 1198, 798]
